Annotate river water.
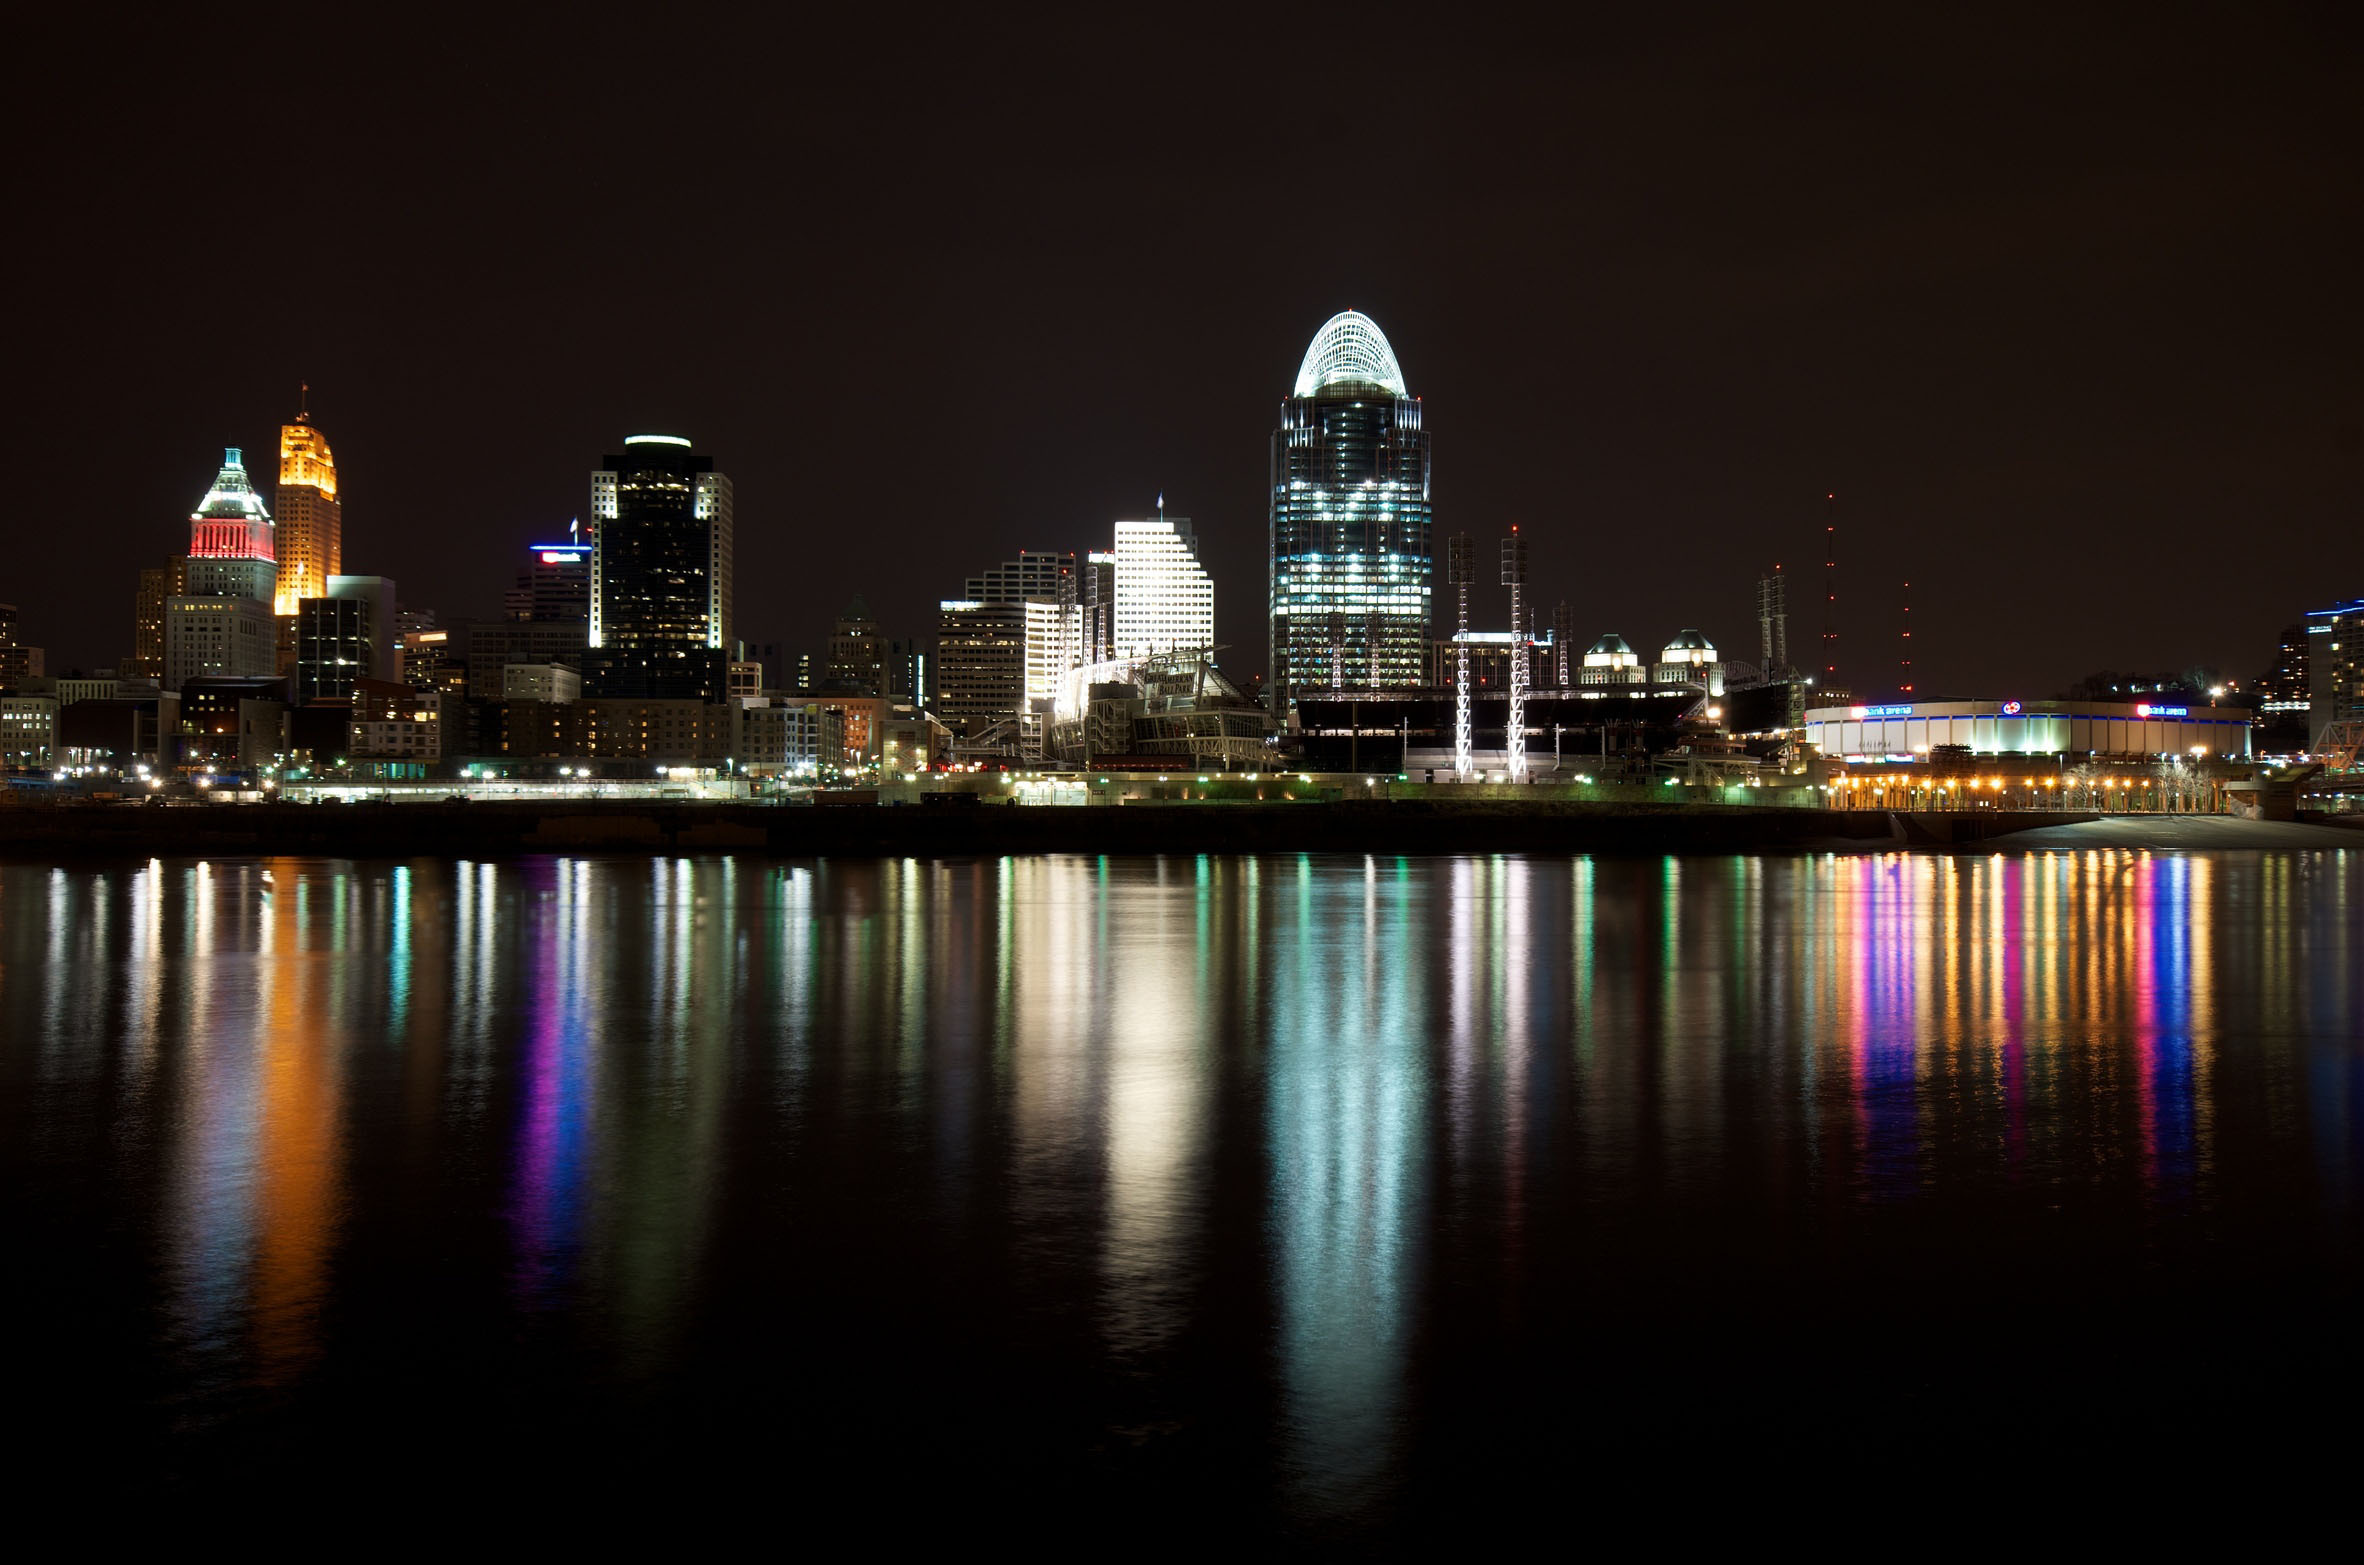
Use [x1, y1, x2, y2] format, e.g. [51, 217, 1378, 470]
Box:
[4, 850, 2359, 1529]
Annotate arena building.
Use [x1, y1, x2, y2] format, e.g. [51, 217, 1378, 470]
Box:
[1805, 698, 2250, 761]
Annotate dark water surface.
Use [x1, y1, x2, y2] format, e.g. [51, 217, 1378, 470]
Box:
[5, 851, 2360, 1529]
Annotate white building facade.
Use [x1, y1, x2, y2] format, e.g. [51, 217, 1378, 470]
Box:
[1113, 515, 1213, 659]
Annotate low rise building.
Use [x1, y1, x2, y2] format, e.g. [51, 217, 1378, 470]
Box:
[503, 662, 582, 703]
[351, 679, 445, 762]
[1805, 698, 2252, 761]
[0, 693, 59, 766]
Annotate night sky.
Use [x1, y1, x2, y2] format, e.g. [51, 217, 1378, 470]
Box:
[12, 6, 2359, 696]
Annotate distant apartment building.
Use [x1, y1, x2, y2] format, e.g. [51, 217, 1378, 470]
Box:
[503, 662, 583, 703]
[295, 595, 373, 705]
[177, 676, 287, 771]
[124, 563, 178, 680]
[402, 627, 470, 697]
[0, 693, 58, 765]
[351, 679, 444, 762]
[499, 698, 730, 765]
[935, 599, 1026, 738]
[825, 596, 885, 693]
[0, 603, 42, 688]
[2308, 597, 2364, 748]
[57, 691, 178, 768]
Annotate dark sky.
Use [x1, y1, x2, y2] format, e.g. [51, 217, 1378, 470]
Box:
[10, 4, 2360, 696]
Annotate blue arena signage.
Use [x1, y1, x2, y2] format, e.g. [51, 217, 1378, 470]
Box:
[1852, 704, 1914, 718]
[2136, 703, 2188, 717]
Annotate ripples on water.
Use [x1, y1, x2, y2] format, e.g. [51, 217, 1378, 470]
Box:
[3, 851, 2359, 1526]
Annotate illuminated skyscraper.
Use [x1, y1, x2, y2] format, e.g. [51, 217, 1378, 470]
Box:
[165, 450, 279, 689]
[1114, 513, 1213, 658]
[1268, 311, 1431, 714]
[181, 447, 278, 605]
[274, 404, 341, 614]
[586, 434, 733, 700]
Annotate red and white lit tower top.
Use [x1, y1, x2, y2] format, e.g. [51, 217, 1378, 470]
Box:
[188, 447, 276, 562]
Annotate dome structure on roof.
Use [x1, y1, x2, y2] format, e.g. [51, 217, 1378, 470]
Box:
[1661, 629, 1716, 661]
[1581, 632, 1643, 684]
[1292, 310, 1408, 398]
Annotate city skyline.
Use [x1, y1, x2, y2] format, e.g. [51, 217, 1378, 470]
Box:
[9, 11, 2357, 695]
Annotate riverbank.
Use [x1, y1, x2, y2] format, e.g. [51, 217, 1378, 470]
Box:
[0, 799, 2109, 858]
[1991, 815, 2363, 851]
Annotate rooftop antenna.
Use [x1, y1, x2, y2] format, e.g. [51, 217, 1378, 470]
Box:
[297, 381, 311, 423]
[1822, 494, 1838, 687]
[1899, 578, 1913, 697]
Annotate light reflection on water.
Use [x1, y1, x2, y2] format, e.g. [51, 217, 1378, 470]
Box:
[1, 848, 2359, 1513]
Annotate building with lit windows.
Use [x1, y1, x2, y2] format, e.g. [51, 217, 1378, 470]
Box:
[506, 534, 590, 623]
[826, 596, 885, 693]
[0, 693, 57, 765]
[1580, 633, 1644, 685]
[1805, 698, 2251, 761]
[292, 576, 399, 706]
[350, 679, 444, 762]
[0, 603, 41, 688]
[179, 449, 278, 605]
[586, 435, 733, 700]
[1651, 630, 1722, 689]
[124, 563, 178, 681]
[165, 596, 276, 689]
[1269, 310, 1432, 714]
[935, 599, 1026, 738]
[1113, 514, 1213, 658]
[966, 550, 1079, 605]
[2306, 597, 2363, 750]
[273, 407, 340, 614]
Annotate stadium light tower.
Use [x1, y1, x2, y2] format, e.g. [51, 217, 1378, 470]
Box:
[1447, 533, 1473, 778]
[1502, 527, 1529, 780]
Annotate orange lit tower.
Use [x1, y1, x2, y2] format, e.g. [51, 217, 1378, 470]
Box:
[274, 390, 341, 615]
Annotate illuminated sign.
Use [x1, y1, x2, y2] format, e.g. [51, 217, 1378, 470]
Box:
[1851, 704, 1914, 718]
[2136, 703, 2188, 717]
[2002, 700, 2022, 715]
[535, 548, 587, 564]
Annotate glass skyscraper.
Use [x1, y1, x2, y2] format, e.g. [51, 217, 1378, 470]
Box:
[1268, 311, 1432, 713]
[586, 435, 733, 700]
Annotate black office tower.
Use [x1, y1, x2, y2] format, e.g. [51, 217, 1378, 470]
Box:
[584, 435, 734, 700]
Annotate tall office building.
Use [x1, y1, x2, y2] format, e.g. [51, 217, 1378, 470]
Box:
[966, 550, 1078, 604]
[505, 531, 591, 622]
[2307, 597, 2364, 748]
[0, 603, 40, 687]
[826, 596, 885, 693]
[124, 562, 181, 680]
[586, 434, 733, 699]
[181, 448, 279, 605]
[1082, 552, 1116, 663]
[936, 599, 1027, 737]
[1268, 311, 1432, 713]
[166, 450, 278, 689]
[1113, 514, 1213, 658]
[274, 405, 341, 614]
